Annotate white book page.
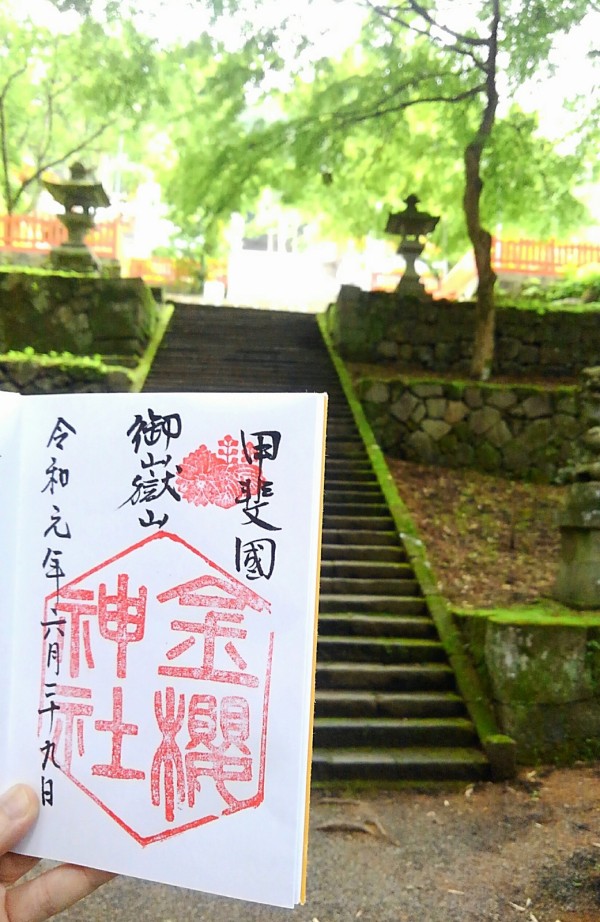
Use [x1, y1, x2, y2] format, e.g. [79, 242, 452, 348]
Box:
[3, 391, 327, 909]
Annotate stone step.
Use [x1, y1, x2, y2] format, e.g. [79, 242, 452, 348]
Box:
[323, 515, 396, 531]
[322, 529, 401, 547]
[325, 458, 374, 469]
[325, 481, 382, 492]
[326, 442, 369, 459]
[327, 414, 356, 425]
[324, 469, 379, 483]
[317, 636, 445, 663]
[316, 661, 455, 691]
[330, 457, 372, 470]
[320, 544, 407, 563]
[320, 576, 422, 596]
[320, 560, 414, 579]
[311, 747, 489, 782]
[324, 486, 383, 498]
[318, 612, 437, 639]
[314, 689, 466, 718]
[324, 502, 390, 517]
[319, 595, 427, 615]
[327, 425, 362, 438]
[313, 717, 478, 748]
[324, 494, 386, 507]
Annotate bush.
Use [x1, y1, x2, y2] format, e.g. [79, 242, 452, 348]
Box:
[500, 265, 600, 311]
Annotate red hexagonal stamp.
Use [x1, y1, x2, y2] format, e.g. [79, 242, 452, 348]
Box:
[39, 531, 273, 846]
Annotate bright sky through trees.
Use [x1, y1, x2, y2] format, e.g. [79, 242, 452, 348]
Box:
[17, 0, 599, 138]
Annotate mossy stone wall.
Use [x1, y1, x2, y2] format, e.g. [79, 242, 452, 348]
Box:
[356, 376, 581, 482]
[0, 359, 131, 393]
[456, 610, 600, 763]
[0, 270, 158, 358]
[329, 285, 600, 378]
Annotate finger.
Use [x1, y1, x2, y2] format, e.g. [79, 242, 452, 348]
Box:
[0, 853, 39, 886]
[0, 787, 39, 854]
[6, 864, 115, 922]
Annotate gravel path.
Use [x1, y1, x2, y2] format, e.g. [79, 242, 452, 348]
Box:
[49, 765, 600, 922]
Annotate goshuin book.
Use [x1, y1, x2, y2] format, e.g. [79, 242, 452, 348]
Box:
[0, 389, 327, 909]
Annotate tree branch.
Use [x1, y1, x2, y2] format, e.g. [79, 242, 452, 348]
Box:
[363, 0, 487, 70]
[403, 0, 488, 46]
[0, 64, 29, 105]
[11, 119, 114, 213]
[0, 98, 12, 213]
[0, 64, 29, 213]
[363, 0, 436, 37]
[328, 82, 486, 128]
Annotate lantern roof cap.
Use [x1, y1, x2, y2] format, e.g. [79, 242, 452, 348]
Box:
[385, 193, 439, 238]
[42, 161, 110, 211]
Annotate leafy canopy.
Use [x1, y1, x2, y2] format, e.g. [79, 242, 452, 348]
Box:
[162, 0, 597, 259]
[0, 2, 157, 213]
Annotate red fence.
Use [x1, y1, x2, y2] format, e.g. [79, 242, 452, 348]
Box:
[375, 237, 600, 297]
[492, 237, 600, 276]
[0, 213, 120, 259]
[4, 216, 600, 288]
[127, 257, 201, 289]
[0, 214, 202, 286]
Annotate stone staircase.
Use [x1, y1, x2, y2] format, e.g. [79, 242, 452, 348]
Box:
[144, 303, 490, 782]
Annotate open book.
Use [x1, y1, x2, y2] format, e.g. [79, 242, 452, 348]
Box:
[0, 390, 327, 909]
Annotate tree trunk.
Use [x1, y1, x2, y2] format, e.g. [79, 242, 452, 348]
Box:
[464, 0, 500, 380]
[464, 145, 496, 379]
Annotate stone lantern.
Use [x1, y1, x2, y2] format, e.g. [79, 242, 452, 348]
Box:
[386, 194, 439, 299]
[554, 366, 600, 609]
[43, 161, 110, 272]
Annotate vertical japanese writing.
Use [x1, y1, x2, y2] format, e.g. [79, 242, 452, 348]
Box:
[121, 408, 182, 529]
[39, 417, 77, 806]
[235, 430, 281, 581]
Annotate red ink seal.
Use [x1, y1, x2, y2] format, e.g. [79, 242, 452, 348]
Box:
[40, 532, 273, 845]
[176, 435, 261, 509]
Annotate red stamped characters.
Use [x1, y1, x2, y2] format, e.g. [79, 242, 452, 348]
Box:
[39, 532, 273, 845]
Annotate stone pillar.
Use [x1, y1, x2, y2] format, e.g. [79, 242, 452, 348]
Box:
[554, 366, 600, 608]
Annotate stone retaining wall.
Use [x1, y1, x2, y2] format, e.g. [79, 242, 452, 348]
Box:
[0, 359, 131, 393]
[329, 286, 600, 379]
[356, 376, 581, 481]
[0, 270, 158, 358]
[456, 611, 600, 762]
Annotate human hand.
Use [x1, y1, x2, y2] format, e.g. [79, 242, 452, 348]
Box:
[0, 785, 114, 922]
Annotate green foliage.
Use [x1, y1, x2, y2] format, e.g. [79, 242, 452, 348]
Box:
[154, 34, 294, 257]
[0, 4, 158, 214]
[455, 603, 600, 627]
[481, 109, 590, 238]
[0, 264, 96, 278]
[161, 0, 597, 267]
[497, 268, 600, 311]
[0, 346, 120, 372]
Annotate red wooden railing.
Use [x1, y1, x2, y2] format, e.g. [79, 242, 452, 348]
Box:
[0, 213, 120, 259]
[4, 216, 599, 289]
[492, 237, 600, 276]
[0, 214, 201, 285]
[375, 237, 600, 297]
[127, 257, 201, 288]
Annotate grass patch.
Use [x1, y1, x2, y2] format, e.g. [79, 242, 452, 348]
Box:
[455, 601, 600, 627]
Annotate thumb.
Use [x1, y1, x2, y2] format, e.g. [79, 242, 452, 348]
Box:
[0, 787, 39, 854]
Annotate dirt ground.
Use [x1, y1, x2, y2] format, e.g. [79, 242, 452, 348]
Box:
[387, 458, 565, 609]
[53, 765, 600, 922]
[306, 764, 600, 922]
